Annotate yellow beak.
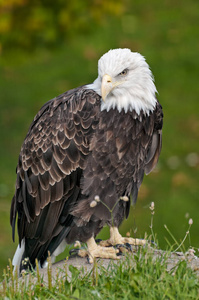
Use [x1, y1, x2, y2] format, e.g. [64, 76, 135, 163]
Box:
[101, 74, 122, 102]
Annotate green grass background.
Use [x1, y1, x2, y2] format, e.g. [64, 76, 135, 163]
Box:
[0, 0, 199, 273]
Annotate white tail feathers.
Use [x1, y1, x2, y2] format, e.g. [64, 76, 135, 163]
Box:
[12, 238, 67, 275]
[12, 239, 25, 275]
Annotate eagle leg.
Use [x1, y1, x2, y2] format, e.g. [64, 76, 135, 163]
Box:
[99, 227, 148, 247]
[77, 237, 119, 263]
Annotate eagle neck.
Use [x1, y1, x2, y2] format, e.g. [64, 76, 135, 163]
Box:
[100, 106, 150, 122]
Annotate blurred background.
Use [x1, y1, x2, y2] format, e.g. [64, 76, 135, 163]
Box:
[0, 0, 199, 274]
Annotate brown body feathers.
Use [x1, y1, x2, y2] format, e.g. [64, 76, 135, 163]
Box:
[10, 86, 163, 270]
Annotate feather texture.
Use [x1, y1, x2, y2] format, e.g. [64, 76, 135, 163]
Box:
[10, 87, 102, 269]
[10, 51, 163, 272]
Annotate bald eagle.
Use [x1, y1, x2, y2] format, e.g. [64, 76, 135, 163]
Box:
[10, 48, 163, 273]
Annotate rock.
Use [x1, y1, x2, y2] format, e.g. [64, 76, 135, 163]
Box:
[17, 246, 199, 286]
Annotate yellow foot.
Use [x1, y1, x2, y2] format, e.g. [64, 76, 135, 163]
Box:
[78, 237, 119, 263]
[99, 227, 148, 247]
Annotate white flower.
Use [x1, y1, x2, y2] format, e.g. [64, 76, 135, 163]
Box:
[149, 202, 155, 211]
[94, 195, 100, 202]
[90, 200, 97, 208]
[189, 218, 193, 225]
[120, 196, 129, 202]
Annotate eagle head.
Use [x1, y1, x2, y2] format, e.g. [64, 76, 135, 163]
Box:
[87, 48, 157, 115]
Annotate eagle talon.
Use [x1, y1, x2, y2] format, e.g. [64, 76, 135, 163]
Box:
[116, 252, 124, 257]
[69, 248, 79, 256]
[95, 239, 103, 243]
[115, 243, 132, 253]
[69, 247, 88, 257]
[87, 256, 91, 264]
[85, 237, 120, 263]
[99, 227, 150, 251]
[124, 243, 133, 251]
[69, 246, 89, 258]
[115, 244, 124, 249]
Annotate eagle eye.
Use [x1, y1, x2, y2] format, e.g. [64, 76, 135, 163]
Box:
[119, 68, 128, 76]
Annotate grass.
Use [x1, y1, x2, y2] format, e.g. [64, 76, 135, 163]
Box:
[1, 246, 199, 299]
[1, 202, 199, 299]
[0, 0, 199, 278]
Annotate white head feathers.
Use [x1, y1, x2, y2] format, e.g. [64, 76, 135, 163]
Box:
[86, 48, 157, 115]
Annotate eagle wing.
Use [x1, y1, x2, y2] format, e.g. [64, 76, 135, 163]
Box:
[10, 87, 101, 264]
[144, 101, 163, 175]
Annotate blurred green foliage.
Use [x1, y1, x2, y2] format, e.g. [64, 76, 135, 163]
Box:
[0, 0, 199, 275]
[0, 0, 124, 51]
